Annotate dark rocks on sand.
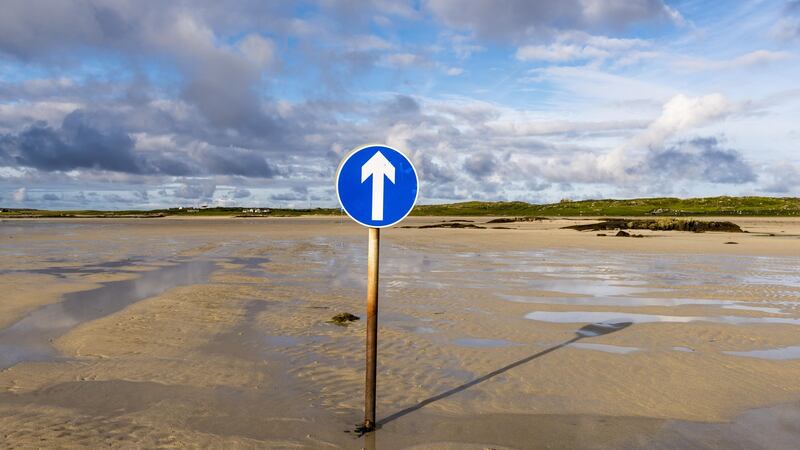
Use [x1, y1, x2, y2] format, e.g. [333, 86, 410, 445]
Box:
[724, 241, 739, 244]
[616, 230, 643, 238]
[563, 218, 743, 233]
[417, 223, 486, 229]
[328, 312, 360, 326]
[486, 217, 548, 224]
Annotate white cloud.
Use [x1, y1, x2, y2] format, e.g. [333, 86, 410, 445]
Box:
[487, 117, 648, 136]
[760, 161, 800, 193]
[675, 50, 794, 72]
[517, 43, 608, 62]
[522, 93, 745, 185]
[238, 34, 277, 69]
[516, 33, 648, 63]
[629, 93, 739, 150]
[12, 187, 28, 202]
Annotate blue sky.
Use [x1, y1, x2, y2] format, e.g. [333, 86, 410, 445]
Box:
[0, 0, 798, 209]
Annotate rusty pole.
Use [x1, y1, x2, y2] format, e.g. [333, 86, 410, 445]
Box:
[364, 227, 380, 431]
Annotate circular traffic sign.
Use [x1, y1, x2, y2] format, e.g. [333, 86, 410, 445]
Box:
[336, 144, 418, 228]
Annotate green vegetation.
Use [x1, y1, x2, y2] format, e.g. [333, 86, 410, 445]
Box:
[0, 207, 343, 218]
[1, 196, 798, 218]
[410, 196, 800, 217]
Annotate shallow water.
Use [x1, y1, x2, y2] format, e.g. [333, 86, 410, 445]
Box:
[725, 346, 800, 360]
[501, 294, 795, 312]
[524, 310, 800, 326]
[0, 260, 217, 369]
[571, 342, 641, 354]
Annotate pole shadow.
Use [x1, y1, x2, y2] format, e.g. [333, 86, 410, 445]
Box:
[363, 320, 632, 434]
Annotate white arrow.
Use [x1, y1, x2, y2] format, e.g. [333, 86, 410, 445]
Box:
[361, 151, 395, 221]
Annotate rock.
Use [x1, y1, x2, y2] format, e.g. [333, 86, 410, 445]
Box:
[417, 223, 485, 229]
[616, 230, 630, 237]
[563, 218, 743, 233]
[597, 233, 607, 236]
[486, 217, 549, 224]
[724, 241, 739, 244]
[328, 312, 360, 326]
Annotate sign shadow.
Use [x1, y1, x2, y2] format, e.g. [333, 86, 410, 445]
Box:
[365, 320, 632, 434]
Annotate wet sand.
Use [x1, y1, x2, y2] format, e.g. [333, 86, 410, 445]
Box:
[1, 216, 799, 448]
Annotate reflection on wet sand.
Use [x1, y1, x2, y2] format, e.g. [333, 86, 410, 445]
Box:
[0, 260, 216, 369]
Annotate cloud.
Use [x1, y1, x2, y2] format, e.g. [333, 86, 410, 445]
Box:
[232, 187, 252, 198]
[488, 118, 648, 136]
[426, 0, 681, 42]
[520, 94, 750, 186]
[772, 1, 800, 41]
[12, 187, 28, 202]
[174, 179, 216, 199]
[760, 161, 800, 193]
[0, 111, 139, 173]
[636, 137, 757, 184]
[41, 193, 61, 201]
[238, 34, 277, 69]
[103, 193, 136, 204]
[0, 1, 793, 207]
[675, 50, 793, 72]
[0, 1, 282, 136]
[270, 186, 308, 201]
[0, 110, 280, 177]
[629, 93, 739, 150]
[463, 153, 497, 177]
[201, 148, 280, 178]
[516, 33, 648, 63]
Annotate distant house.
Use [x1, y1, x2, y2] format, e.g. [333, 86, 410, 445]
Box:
[243, 208, 270, 214]
[0, 208, 8, 213]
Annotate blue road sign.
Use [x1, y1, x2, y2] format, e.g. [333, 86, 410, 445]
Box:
[336, 144, 419, 228]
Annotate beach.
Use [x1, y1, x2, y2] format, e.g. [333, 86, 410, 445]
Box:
[1, 216, 799, 448]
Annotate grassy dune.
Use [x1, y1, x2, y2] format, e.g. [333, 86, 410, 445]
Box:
[1, 196, 798, 218]
[411, 196, 800, 217]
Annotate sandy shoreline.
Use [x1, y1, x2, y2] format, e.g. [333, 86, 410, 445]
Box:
[1, 217, 799, 448]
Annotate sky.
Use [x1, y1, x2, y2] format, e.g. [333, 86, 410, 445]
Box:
[0, 0, 798, 210]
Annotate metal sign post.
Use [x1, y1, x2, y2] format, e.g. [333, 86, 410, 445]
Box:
[364, 226, 379, 429]
[335, 144, 418, 432]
